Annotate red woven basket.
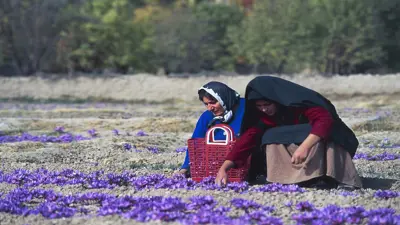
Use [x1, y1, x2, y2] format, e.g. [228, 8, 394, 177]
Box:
[187, 124, 249, 182]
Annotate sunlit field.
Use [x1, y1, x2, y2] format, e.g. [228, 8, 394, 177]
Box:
[0, 74, 399, 225]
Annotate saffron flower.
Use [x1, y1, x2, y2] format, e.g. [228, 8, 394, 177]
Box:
[147, 146, 160, 154]
[353, 152, 400, 161]
[112, 129, 120, 136]
[176, 146, 188, 153]
[54, 126, 65, 133]
[123, 143, 132, 151]
[87, 129, 98, 137]
[135, 130, 148, 136]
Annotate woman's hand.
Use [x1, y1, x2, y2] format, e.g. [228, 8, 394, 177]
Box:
[215, 160, 235, 186]
[291, 147, 309, 164]
[215, 169, 228, 186]
[291, 133, 321, 164]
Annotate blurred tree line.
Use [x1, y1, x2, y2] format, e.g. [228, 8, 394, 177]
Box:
[0, 0, 399, 76]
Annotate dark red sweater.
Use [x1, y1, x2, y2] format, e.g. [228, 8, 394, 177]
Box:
[226, 106, 334, 167]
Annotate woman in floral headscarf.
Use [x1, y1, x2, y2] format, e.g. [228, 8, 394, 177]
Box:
[176, 81, 246, 177]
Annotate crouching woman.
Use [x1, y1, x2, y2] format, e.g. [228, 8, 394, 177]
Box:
[176, 81, 245, 177]
[215, 76, 362, 189]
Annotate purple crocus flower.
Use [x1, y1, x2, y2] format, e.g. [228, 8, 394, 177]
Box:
[87, 129, 98, 137]
[123, 143, 132, 151]
[0, 132, 90, 143]
[339, 191, 359, 197]
[374, 190, 400, 199]
[231, 198, 263, 212]
[187, 196, 217, 210]
[54, 126, 65, 133]
[284, 201, 293, 207]
[353, 152, 400, 161]
[112, 129, 120, 136]
[176, 146, 188, 153]
[1, 170, 400, 225]
[253, 183, 305, 193]
[147, 146, 159, 154]
[295, 201, 314, 211]
[135, 130, 148, 136]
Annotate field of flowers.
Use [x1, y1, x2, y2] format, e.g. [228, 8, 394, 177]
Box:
[0, 74, 399, 224]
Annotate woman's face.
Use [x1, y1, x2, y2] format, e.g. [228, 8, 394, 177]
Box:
[255, 100, 277, 116]
[202, 96, 224, 116]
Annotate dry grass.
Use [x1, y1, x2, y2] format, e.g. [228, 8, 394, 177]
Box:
[352, 118, 400, 132]
[0, 85, 399, 225]
[1, 74, 399, 103]
[133, 118, 196, 133]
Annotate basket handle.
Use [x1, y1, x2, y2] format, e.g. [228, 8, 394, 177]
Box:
[206, 124, 234, 145]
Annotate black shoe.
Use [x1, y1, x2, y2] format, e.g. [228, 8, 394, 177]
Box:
[248, 175, 269, 185]
[305, 177, 337, 190]
[337, 183, 356, 191]
[309, 179, 333, 190]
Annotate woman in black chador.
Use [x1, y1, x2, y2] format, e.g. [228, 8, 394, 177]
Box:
[215, 76, 362, 189]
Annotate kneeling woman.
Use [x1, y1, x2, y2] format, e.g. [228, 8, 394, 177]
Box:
[177, 81, 245, 177]
[215, 76, 362, 189]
